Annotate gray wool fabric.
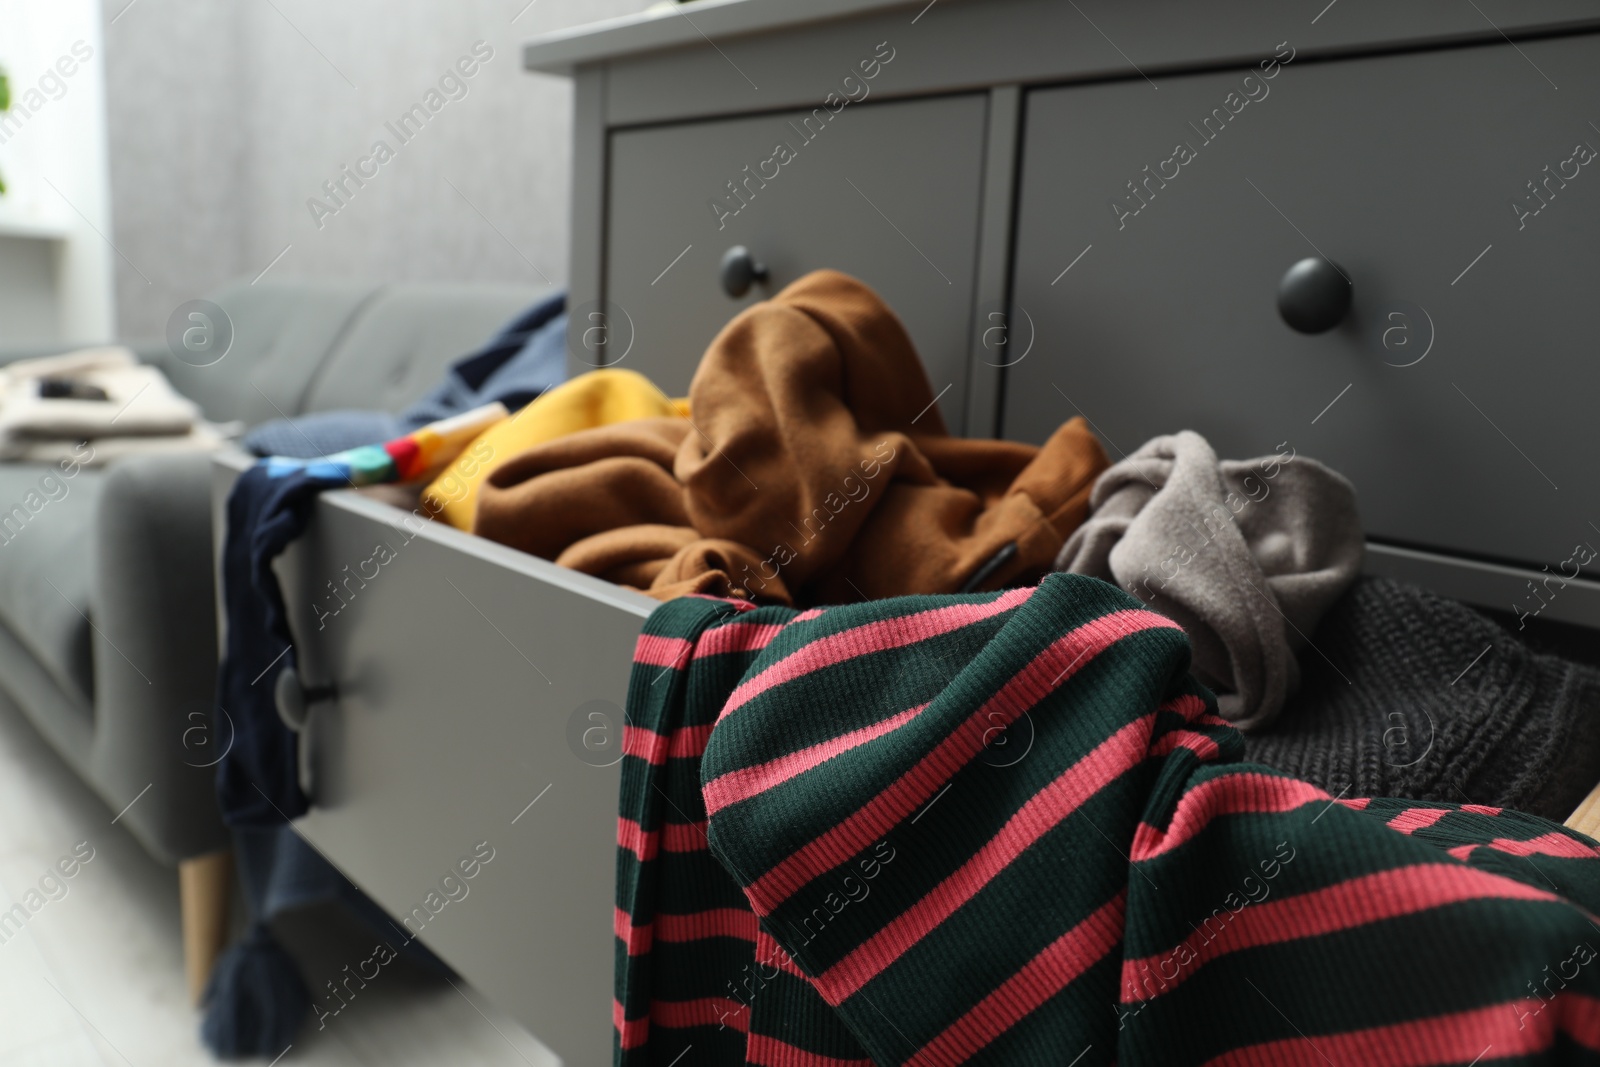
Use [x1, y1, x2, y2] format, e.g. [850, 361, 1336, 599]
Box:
[1055, 431, 1363, 730]
[1245, 577, 1600, 823]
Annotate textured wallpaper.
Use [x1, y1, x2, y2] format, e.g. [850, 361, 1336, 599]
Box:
[103, 0, 644, 337]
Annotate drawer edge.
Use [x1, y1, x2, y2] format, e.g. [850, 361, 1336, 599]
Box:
[210, 450, 658, 622]
[1365, 541, 1600, 630]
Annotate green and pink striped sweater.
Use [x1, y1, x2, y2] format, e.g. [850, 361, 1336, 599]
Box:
[617, 573, 1600, 1065]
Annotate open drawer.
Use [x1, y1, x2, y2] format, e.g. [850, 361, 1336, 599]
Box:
[211, 451, 652, 1067]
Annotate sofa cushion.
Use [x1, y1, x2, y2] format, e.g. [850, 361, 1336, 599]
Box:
[0, 461, 102, 706]
[152, 278, 381, 427]
[302, 282, 546, 415]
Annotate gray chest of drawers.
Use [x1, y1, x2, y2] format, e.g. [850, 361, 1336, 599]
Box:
[528, 0, 1600, 625]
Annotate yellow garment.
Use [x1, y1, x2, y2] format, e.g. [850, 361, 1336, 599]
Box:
[421, 368, 688, 530]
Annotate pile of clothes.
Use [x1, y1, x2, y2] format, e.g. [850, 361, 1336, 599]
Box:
[0, 347, 237, 462]
[214, 269, 1600, 1062]
[454, 270, 1108, 605]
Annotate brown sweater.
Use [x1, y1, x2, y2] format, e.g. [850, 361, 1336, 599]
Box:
[475, 270, 1110, 605]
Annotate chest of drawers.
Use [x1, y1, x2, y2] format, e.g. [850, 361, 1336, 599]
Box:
[530, 0, 1600, 623]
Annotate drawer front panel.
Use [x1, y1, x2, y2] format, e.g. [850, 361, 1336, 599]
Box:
[258, 479, 654, 1067]
[1004, 34, 1600, 572]
[604, 93, 988, 429]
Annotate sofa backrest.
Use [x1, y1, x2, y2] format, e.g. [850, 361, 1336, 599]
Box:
[155, 278, 382, 425]
[303, 282, 546, 415]
[149, 278, 549, 425]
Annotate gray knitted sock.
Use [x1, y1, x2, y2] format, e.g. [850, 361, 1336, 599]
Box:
[1244, 577, 1600, 822]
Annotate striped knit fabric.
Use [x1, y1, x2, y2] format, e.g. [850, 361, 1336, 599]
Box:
[617, 574, 1600, 1065]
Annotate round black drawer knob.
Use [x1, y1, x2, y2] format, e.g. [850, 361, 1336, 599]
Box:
[1277, 257, 1352, 334]
[720, 246, 769, 299]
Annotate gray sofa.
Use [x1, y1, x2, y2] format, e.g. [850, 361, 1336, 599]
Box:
[0, 276, 543, 993]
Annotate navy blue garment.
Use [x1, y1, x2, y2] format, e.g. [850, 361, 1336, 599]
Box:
[201, 825, 451, 1058]
[209, 454, 445, 1057]
[242, 292, 568, 456]
[206, 459, 413, 1058]
[398, 291, 567, 428]
[243, 410, 405, 460]
[200, 827, 316, 1058]
[207, 454, 413, 1057]
[215, 461, 333, 826]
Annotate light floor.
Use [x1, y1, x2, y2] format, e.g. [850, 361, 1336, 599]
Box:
[0, 700, 560, 1066]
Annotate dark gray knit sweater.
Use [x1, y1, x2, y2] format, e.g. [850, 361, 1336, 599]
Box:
[1245, 577, 1600, 823]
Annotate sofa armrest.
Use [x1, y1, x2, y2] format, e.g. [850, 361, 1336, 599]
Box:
[88, 450, 230, 864]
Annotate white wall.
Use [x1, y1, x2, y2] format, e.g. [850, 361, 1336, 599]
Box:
[0, 0, 116, 343]
[102, 0, 645, 339]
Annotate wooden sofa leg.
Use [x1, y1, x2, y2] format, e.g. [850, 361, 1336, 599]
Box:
[1567, 780, 1600, 840]
[179, 850, 233, 1006]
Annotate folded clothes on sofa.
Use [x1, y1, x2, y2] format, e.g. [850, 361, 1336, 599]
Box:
[474, 270, 1111, 605]
[621, 574, 1600, 1065]
[8, 423, 242, 465]
[1056, 430, 1363, 730]
[0, 346, 235, 461]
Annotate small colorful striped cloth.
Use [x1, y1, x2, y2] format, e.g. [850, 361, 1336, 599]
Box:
[617, 573, 1600, 1065]
[259, 400, 507, 486]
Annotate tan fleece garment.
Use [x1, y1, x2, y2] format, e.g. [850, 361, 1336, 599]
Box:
[476, 270, 1111, 605]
